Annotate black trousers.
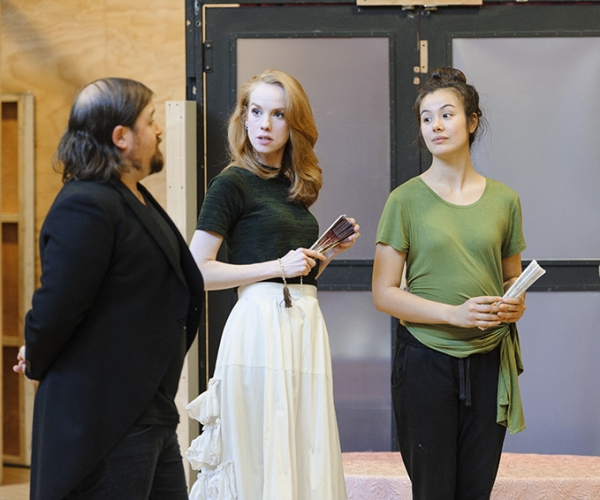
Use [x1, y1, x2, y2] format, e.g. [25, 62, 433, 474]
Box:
[65, 424, 188, 500]
[392, 325, 506, 500]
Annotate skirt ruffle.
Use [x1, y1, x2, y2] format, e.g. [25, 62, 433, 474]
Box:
[187, 378, 237, 499]
[188, 460, 237, 500]
[187, 378, 220, 425]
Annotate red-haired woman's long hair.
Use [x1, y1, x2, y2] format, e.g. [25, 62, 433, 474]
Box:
[226, 69, 322, 207]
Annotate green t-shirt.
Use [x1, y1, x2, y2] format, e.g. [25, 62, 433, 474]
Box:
[197, 166, 319, 286]
[377, 176, 526, 347]
[376, 176, 527, 434]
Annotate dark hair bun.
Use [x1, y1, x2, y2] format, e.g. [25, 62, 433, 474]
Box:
[429, 67, 467, 85]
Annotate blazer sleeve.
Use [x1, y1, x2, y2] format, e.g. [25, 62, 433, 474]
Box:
[25, 192, 116, 381]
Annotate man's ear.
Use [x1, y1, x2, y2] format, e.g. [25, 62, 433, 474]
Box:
[112, 125, 130, 151]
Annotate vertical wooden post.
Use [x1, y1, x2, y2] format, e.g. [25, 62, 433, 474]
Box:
[20, 94, 36, 468]
[165, 101, 199, 488]
[0, 14, 4, 482]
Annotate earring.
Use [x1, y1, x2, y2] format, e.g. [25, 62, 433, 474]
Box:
[244, 123, 248, 130]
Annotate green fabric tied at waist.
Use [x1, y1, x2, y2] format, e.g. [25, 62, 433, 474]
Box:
[498, 323, 525, 434]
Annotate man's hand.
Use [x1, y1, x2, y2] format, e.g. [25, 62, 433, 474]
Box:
[13, 345, 39, 388]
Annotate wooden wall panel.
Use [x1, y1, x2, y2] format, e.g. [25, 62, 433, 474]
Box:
[1, 102, 18, 214]
[1, 0, 186, 240]
[105, 0, 187, 197]
[2, 0, 105, 239]
[1, 224, 18, 339]
[3, 345, 20, 458]
[0, 0, 187, 473]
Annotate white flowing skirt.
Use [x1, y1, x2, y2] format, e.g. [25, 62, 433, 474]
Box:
[186, 282, 348, 500]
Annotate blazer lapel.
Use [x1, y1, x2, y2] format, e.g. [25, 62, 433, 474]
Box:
[112, 180, 187, 285]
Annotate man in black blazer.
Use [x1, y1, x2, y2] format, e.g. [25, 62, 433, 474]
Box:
[13, 78, 204, 499]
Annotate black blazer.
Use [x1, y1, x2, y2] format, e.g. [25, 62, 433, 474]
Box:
[25, 179, 204, 500]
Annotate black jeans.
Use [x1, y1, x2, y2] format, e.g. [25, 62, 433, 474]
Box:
[392, 325, 506, 500]
[65, 424, 188, 500]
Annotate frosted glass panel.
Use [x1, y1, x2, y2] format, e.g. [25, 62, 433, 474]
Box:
[319, 290, 393, 452]
[237, 38, 390, 260]
[503, 292, 600, 456]
[453, 37, 600, 260]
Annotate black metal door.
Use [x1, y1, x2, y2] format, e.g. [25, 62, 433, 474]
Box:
[186, 0, 600, 454]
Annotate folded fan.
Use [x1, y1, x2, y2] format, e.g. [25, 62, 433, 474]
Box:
[310, 215, 355, 254]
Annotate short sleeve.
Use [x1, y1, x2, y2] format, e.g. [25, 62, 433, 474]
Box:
[502, 194, 527, 258]
[196, 170, 245, 237]
[376, 189, 410, 253]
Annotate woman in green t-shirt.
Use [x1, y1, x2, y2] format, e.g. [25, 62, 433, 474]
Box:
[373, 67, 527, 499]
[185, 70, 358, 500]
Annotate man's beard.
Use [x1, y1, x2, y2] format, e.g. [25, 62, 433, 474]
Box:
[149, 147, 164, 174]
[129, 143, 164, 176]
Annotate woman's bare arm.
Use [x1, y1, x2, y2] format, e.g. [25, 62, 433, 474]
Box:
[372, 243, 504, 329]
[189, 230, 325, 291]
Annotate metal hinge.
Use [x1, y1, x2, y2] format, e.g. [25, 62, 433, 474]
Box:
[413, 40, 428, 84]
[203, 41, 213, 72]
[420, 40, 428, 74]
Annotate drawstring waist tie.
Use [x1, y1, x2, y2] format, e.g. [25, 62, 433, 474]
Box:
[458, 357, 472, 407]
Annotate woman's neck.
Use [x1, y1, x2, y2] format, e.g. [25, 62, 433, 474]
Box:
[421, 157, 486, 205]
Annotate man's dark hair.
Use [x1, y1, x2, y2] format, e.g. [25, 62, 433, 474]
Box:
[53, 78, 154, 183]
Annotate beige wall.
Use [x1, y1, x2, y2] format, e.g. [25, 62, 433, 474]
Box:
[1, 0, 186, 245]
